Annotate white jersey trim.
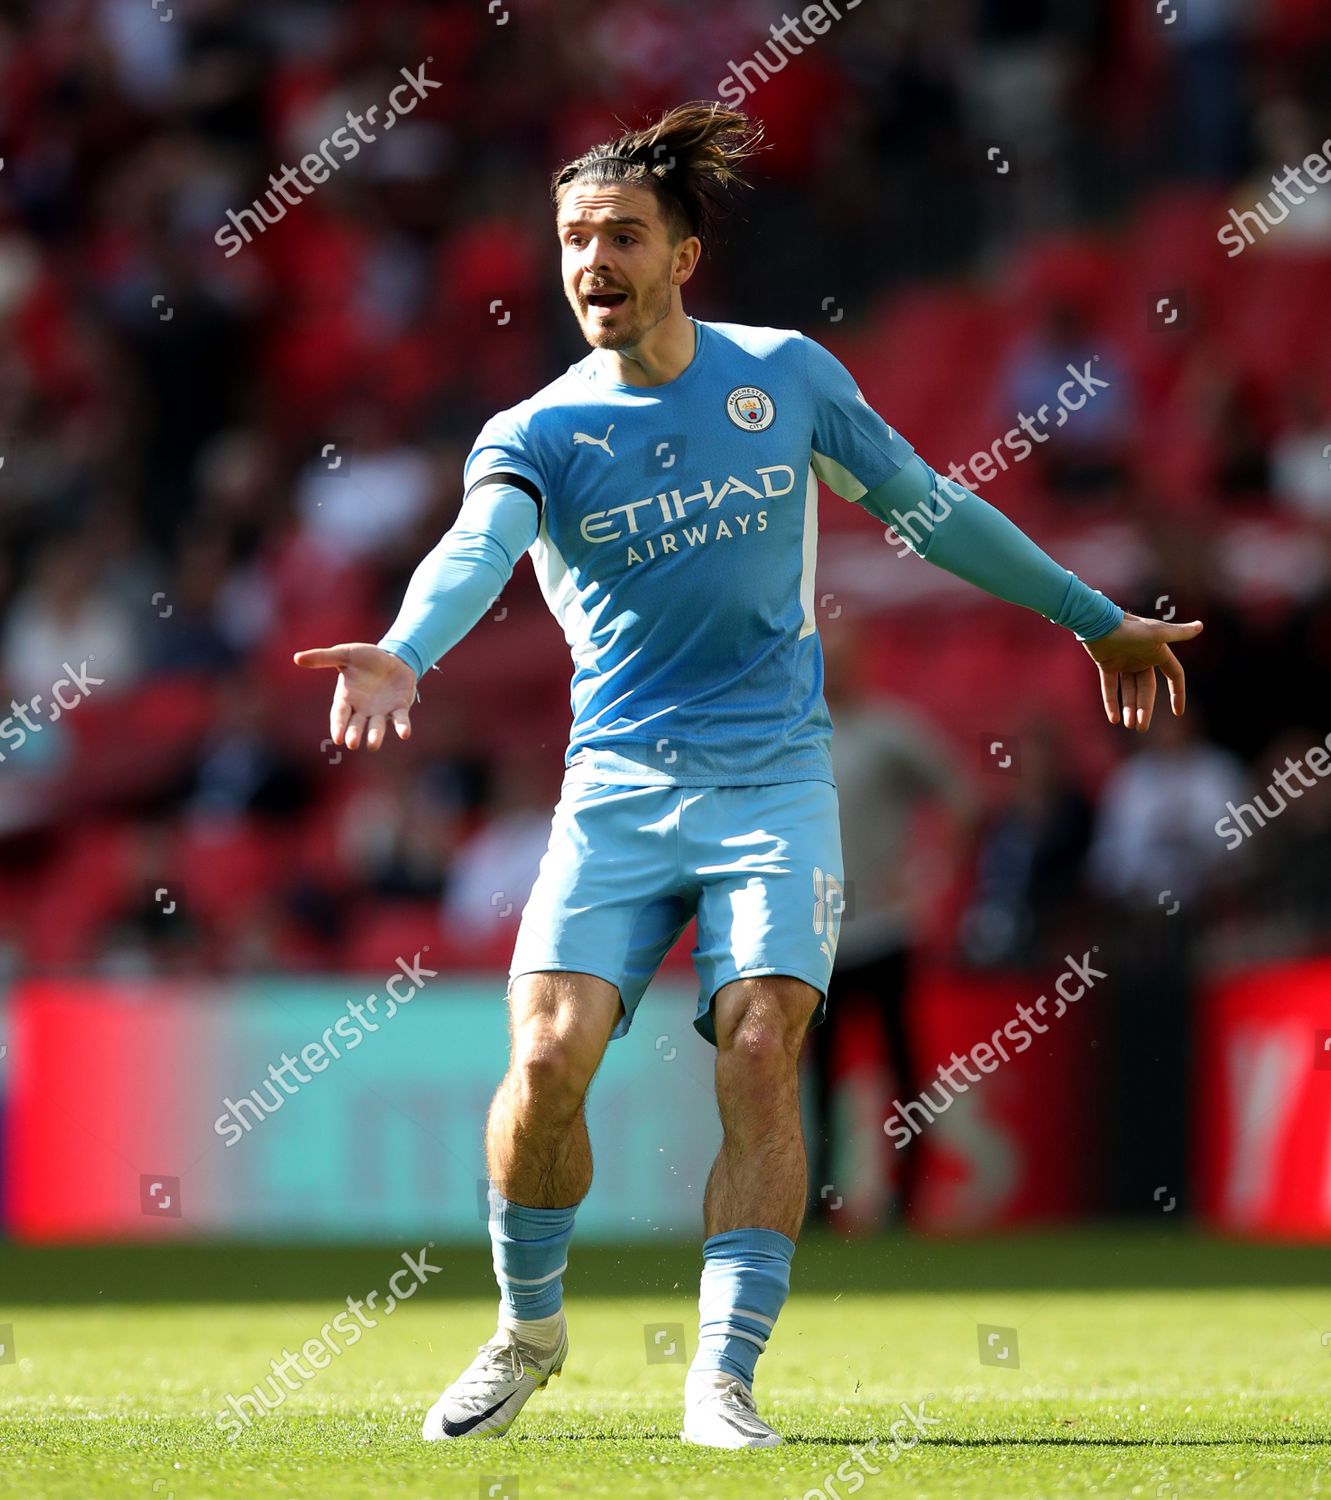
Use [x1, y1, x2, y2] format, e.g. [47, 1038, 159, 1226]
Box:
[798, 464, 820, 640]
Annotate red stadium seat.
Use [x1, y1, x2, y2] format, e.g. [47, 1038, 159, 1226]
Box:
[26, 821, 142, 967]
[175, 818, 286, 923]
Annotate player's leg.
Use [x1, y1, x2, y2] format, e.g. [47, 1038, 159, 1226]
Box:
[486, 968, 622, 1209]
[486, 777, 684, 1323]
[482, 970, 619, 1345]
[680, 976, 818, 1448]
[705, 973, 820, 1240]
[422, 970, 619, 1442]
[425, 776, 689, 1441]
[681, 780, 844, 1448]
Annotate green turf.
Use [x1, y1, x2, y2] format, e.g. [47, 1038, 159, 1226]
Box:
[2, 1230, 1329, 1498]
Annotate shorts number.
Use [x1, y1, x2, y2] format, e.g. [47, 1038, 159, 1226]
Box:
[812, 867, 845, 957]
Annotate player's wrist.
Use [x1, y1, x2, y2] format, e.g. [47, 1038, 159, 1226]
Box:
[1073, 603, 1125, 643]
[376, 638, 426, 682]
[1058, 576, 1124, 643]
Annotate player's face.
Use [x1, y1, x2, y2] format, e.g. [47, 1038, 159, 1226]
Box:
[557, 185, 685, 351]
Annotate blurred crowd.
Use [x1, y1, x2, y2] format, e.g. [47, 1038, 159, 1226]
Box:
[1, 0, 1330, 1003]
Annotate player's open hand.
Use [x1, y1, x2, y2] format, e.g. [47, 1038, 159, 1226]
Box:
[1081, 612, 1203, 732]
[292, 643, 418, 751]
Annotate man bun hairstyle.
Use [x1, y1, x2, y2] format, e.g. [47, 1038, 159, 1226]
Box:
[552, 100, 764, 248]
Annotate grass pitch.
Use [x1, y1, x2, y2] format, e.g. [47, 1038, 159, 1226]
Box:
[2, 1230, 1329, 1498]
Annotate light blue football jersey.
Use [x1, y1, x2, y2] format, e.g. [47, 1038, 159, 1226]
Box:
[463, 317, 916, 786]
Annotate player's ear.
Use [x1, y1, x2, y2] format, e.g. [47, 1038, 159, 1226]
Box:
[672, 234, 702, 286]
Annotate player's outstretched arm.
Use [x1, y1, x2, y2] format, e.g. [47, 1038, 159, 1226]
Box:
[860, 455, 1203, 732]
[292, 479, 540, 752]
[1080, 612, 1202, 732]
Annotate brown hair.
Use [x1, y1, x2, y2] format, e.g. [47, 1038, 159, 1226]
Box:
[551, 100, 764, 247]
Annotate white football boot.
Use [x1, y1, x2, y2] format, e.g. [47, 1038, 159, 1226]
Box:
[422, 1317, 567, 1440]
[681, 1368, 782, 1448]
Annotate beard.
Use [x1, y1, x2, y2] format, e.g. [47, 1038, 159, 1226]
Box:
[573, 271, 673, 350]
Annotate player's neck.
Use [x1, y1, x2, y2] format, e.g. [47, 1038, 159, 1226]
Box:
[599, 309, 697, 388]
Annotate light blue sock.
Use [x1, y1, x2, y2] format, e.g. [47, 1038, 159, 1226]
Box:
[487, 1186, 577, 1321]
[691, 1227, 795, 1387]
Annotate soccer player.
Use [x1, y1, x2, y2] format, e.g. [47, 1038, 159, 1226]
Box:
[294, 101, 1201, 1448]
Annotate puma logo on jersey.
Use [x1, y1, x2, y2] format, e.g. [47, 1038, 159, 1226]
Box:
[572, 424, 615, 457]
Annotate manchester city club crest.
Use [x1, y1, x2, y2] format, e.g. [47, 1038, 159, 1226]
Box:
[725, 385, 776, 431]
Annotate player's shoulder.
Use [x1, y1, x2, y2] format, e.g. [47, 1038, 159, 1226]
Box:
[699, 319, 811, 364]
[701, 321, 856, 409]
[468, 365, 605, 488]
[475, 365, 589, 443]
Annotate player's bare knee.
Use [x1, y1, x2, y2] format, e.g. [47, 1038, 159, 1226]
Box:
[508, 972, 619, 1049]
[720, 1012, 806, 1083]
[714, 976, 818, 1063]
[508, 1002, 606, 1108]
[727, 1019, 798, 1076]
[509, 1032, 591, 1108]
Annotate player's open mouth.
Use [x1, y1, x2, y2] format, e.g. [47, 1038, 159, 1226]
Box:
[585, 290, 628, 316]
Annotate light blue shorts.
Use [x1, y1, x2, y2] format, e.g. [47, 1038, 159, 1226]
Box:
[509, 776, 845, 1045]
